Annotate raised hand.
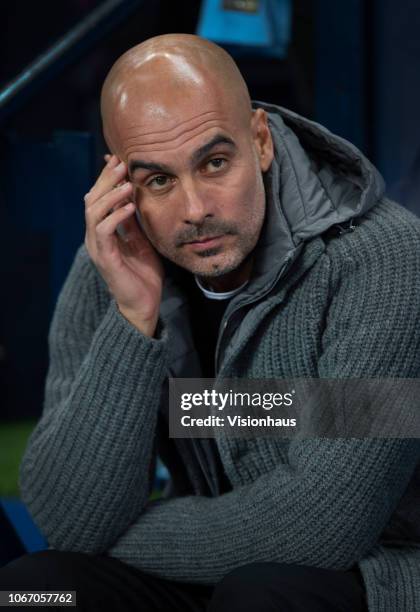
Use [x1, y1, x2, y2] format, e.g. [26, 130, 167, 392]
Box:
[84, 155, 164, 337]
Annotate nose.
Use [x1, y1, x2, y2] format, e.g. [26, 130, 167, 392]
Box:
[181, 181, 214, 225]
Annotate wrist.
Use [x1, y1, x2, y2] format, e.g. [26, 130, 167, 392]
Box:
[117, 305, 158, 337]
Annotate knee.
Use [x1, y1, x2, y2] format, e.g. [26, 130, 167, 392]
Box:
[208, 562, 290, 612]
[0, 550, 88, 590]
[208, 562, 365, 612]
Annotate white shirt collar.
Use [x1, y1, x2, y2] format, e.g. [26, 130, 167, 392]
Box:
[194, 275, 249, 301]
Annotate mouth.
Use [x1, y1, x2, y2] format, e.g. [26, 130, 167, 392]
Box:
[184, 235, 225, 250]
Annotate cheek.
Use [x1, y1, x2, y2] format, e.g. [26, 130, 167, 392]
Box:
[139, 207, 175, 249]
[238, 171, 265, 216]
[136, 200, 156, 232]
[213, 168, 261, 214]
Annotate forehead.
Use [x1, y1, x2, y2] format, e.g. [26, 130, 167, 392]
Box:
[124, 112, 239, 163]
[107, 77, 247, 160]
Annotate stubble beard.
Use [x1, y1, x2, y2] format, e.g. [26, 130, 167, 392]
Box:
[178, 230, 259, 278]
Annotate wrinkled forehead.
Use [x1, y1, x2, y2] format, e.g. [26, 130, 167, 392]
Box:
[103, 70, 250, 158]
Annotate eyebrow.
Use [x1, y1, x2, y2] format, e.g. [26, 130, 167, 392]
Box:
[129, 134, 236, 177]
[191, 134, 236, 166]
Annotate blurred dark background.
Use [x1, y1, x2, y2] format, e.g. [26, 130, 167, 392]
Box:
[1, 0, 420, 447]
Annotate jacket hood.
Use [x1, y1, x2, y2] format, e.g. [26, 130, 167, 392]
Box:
[161, 103, 385, 326]
[243, 101, 386, 298]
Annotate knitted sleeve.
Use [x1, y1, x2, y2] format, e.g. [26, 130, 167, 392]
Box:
[19, 245, 168, 553]
[106, 216, 420, 584]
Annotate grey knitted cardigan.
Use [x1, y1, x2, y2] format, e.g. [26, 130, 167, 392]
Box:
[20, 104, 420, 611]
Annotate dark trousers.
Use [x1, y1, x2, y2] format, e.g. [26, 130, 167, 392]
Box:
[0, 550, 368, 611]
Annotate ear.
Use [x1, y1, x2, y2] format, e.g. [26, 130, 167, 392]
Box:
[251, 108, 274, 172]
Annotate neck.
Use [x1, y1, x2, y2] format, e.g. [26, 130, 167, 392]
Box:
[197, 256, 253, 293]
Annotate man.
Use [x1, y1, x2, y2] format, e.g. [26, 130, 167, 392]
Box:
[1, 34, 420, 611]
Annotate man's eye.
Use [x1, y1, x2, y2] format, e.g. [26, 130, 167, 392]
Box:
[147, 175, 169, 190]
[207, 158, 227, 172]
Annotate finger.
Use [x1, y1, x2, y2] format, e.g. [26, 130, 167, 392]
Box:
[103, 154, 121, 175]
[85, 181, 133, 231]
[116, 209, 144, 243]
[85, 158, 127, 206]
[85, 183, 133, 258]
[95, 203, 136, 257]
[88, 157, 123, 202]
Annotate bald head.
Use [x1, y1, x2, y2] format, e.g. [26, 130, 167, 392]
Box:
[100, 34, 252, 157]
[98, 35, 274, 284]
